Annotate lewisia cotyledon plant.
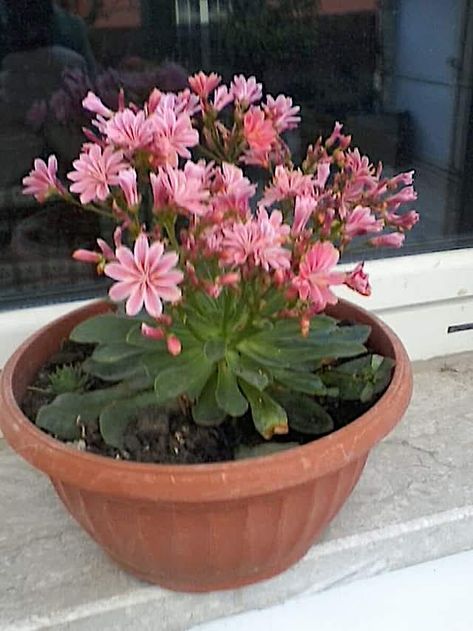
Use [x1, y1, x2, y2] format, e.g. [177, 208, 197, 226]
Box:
[23, 71, 418, 447]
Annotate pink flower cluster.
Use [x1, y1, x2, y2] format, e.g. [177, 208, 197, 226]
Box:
[22, 71, 419, 350]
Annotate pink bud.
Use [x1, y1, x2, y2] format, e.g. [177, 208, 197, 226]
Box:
[300, 316, 310, 337]
[157, 314, 173, 327]
[72, 249, 101, 264]
[273, 269, 286, 286]
[97, 239, 115, 260]
[141, 324, 165, 341]
[369, 233, 405, 248]
[219, 272, 240, 287]
[167, 335, 182, 356]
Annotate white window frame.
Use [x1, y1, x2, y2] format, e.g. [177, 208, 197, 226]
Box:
[0, 249, 472, 366]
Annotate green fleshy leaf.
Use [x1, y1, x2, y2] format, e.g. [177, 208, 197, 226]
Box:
[239, 380, 288, 439]
[82, 357, 146, 382]
[154, 349, 213, 402]
[272, 390, 334, 435]
[99, 391, 158, 449]
[36, 383, 134, 440]
[70, 314, 137, 344]
[192, 371, 226, 426]
[321, 354, 394, 402]
[226, 350, 269, 391]
[91, 343, 146, 364]
[204, 339, 226, 363]
[271, 368, 328, 396]
[216, 361, 248, 417]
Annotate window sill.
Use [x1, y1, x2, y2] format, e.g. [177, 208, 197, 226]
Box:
[1, 352, 472, 629]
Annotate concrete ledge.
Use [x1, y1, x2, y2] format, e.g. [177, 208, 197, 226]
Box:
[1, 353, 473, 630]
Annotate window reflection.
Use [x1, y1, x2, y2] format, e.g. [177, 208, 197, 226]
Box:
[0, 0, 472, 307]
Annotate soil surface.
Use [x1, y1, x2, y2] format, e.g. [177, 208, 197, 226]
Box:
[22, 340, 375, 464]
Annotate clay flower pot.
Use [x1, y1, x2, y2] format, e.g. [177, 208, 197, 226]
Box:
[0, 300, 412, 592]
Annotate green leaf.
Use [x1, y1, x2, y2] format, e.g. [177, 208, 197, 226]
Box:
[154, 349, 213, 402]
[99, 391, 158, 449]
[192, 370, 227, 426]
[70, 314, 137, 344]
[82, 357, 146, 382]
[271, 390, 334, 435]
[91, 343, 145, 364]
[239, 381, 288, 439]
[216, 361, 248, 417]
[271, 368, 328, 395]
[36, 383, 133, 440]
[226, 351, 269, 391]
[204, 339, 226, 363]
[321, 354, 394, 402]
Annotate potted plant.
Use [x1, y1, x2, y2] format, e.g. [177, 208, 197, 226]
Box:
[0, 72, 417, 592]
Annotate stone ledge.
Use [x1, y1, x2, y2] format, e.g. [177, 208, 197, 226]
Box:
[1, 353, 473, 631]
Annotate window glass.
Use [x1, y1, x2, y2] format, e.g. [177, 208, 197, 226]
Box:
[0, 0, 472, 308]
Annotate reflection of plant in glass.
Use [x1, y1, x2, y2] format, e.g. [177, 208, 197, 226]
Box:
[221, 0, 320, 75]
[22, 72, 418, 452]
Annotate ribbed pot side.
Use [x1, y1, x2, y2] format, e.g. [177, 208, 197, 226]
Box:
[0, 300, 413, 592]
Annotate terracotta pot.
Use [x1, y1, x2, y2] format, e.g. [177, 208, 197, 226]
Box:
[0, 300, 412, 592]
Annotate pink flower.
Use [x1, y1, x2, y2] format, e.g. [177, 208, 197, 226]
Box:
[240, 148, 271, 169]
[263, 165, 314, 206]
[189, 71, 221, 99]
[221, 212, 290, 272]
[150, 170, 169, 211]
[369, 233, 405, 248]
[326, 121, 351, 150]
[343, 149, 378, 199]
[147, 88, 162, 113]
[385, 186, 418, 208]
[213, 85, 233, 111]
[243, 108, 276, 153]
[231, 75, 263, 106]
[22, 155, 61, 202]
[68, 145, 127, 204]
[388, 170, 414, 188]
[213, 163, 256, 214]
[151, 164, 209, 216]
[263, 94, 300, 132]
[292, 242, 345, 312]
[105, 109, 154, 152]
[344, 206, 383, 238]
[255, 209, 291, 271]
[345, 263, 371, 296]
[314, 162, 331, 189]
[151, 107, 199, 167]
[82, 91, 113, 118]
[221, 221, 259, 267]
[117, 168, 140, 208]
[104, 233, 183, 318]
[292, 196, 315, 235]
[386, 210, 419, 231]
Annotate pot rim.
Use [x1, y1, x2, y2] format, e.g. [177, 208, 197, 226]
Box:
[0, 299, 413, 503]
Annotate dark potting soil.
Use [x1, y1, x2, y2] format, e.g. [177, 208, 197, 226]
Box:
[22, 340, 375, 464]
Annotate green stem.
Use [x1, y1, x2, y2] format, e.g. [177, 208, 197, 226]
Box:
[163, 215, 179, 252]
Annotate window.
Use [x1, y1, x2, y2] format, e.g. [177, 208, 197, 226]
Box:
[0, 1, 472, 358]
